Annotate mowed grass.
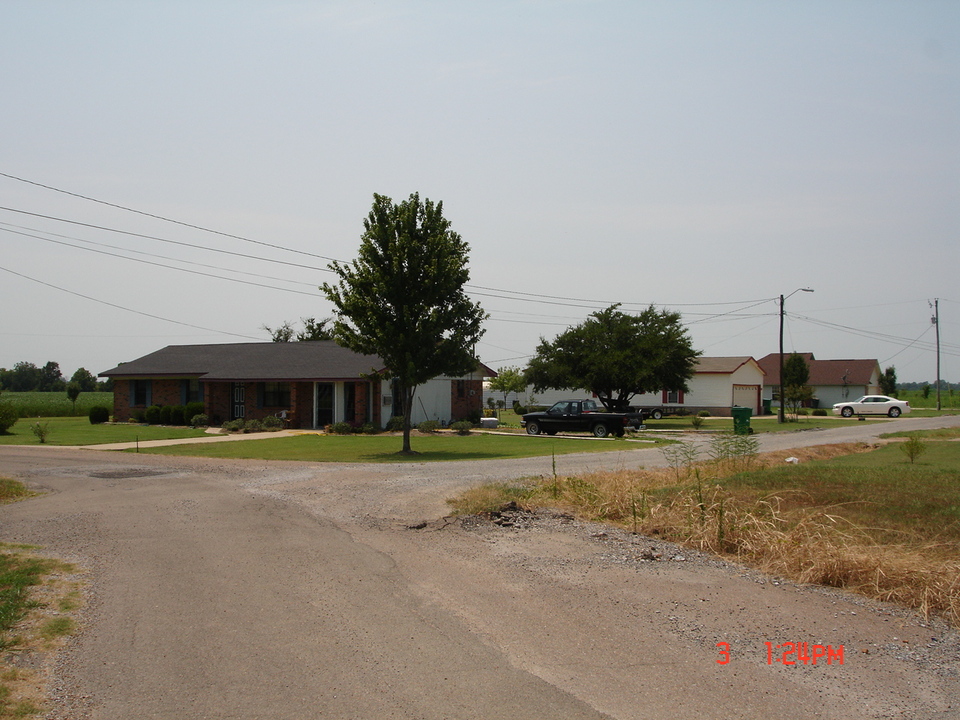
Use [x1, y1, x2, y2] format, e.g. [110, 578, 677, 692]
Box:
[0, 417, 208, 446]
[138, 431, 663, 462]
[490, 409, 886, 434]
[451, 435, 960, 625]
[1, 391, 113, 418]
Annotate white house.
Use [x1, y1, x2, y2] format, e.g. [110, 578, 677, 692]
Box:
[485, 356, 766, 416]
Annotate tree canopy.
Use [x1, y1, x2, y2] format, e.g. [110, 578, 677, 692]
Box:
[321, 192, 487, 453]
[488, 366, 527, 409]
[781, 353, 812, 420]
[525, 304, 700, 411]
[263, 317, 333, 342]
[879, 366, 898, 396]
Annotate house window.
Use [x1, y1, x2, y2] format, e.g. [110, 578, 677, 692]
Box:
[185, 379, 202, 403]
[182, 379, 203, 404]
[262, 382, 291, 407]
[665, 390, 685, 404]
[132, 379, 151, 407]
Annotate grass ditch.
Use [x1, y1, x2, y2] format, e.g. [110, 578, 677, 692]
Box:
[0, 480, 84, 718]
[449, 433, 960, 627]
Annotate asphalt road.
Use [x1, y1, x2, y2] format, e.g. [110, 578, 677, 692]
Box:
[1, 415, 959, 719]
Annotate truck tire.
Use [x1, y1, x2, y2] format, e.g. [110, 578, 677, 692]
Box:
[592, 422, 610, 438]
[651, 409, 663, 420]
[526, 421, 541, 435]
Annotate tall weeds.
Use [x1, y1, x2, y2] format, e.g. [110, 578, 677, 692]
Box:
[499, 441, 960, 627]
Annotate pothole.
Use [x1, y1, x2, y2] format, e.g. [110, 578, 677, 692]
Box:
[88, 469, 169, 480]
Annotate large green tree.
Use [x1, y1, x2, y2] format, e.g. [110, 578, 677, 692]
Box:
[526, 304, 700, 411]
[879, 365, 897, 396]
[322, 193, 487, 453]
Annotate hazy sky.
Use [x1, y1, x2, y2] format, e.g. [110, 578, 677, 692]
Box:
[1, 1, 957, 384]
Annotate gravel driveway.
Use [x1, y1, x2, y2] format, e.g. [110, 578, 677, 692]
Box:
[1, 415, 958, 719]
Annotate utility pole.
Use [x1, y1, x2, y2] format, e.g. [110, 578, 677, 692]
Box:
[779, 294, 785, 424]
[778, 288, 814, 423]
[932, 298, 941, 411]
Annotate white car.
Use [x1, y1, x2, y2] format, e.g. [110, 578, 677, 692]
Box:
[832, 395, 911, 418]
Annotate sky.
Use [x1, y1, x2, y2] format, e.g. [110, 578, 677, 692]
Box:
[1, 0, 957, 385]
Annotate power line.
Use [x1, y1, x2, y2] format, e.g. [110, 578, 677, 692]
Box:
[0, 172, 779, 310]
[0, 222, 324, 289]
[0, 172, 341, 263]
[0, 227, 325, 298]
[0, 206, 334, 274]
[0, 265, 262, 340]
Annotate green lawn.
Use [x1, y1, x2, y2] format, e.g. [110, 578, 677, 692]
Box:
[0, 417, 208, 446]
[137, 431, 665, 463]
[492, 409, 888, 434]
[716, 439, 960, 545]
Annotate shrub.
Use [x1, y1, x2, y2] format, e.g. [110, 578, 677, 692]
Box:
[221, 419, 244, 432]
[184, 402, 205, 422]
[812, 408, 827, 416]
[466, 410, 481, 425]
[261, 415, 283, 431]
[386, 415, 405, 432]
[361, 423, 378, 435]
[450, 420, 473, 436]
[159, 405, 173, 425]
[88, 406, 110, 424]
[697, 411, 711, 417]
[133, 409, 147, 423]
[243, 419, 264, 433]
[169, 405, 186, 426]
[690, 415, 705, 430]
[513, 405, 527, 415]
[418, 420, 440, 434]
[329, 421, 353, 435]
[900, 436, 927, 464]
[190, 413, 209, 428]
[31, 421, 51, 443]
[144, 405, 162, 425]
[0, 403, 18, 433]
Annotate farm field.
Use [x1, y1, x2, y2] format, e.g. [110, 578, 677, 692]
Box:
[0, 391, 114, 418]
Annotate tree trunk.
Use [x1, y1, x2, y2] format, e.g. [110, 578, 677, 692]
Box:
[400, 384, 416, 454]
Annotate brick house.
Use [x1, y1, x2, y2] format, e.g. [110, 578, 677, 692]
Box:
[100, 341, 492, 429]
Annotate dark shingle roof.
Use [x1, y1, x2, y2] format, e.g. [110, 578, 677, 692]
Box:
[756, 353, 879, 387]
[100, 342, 385, 382]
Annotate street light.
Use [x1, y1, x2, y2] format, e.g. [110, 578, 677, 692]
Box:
[779, 288, 814, 424]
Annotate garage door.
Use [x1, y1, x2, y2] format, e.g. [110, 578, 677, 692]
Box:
[732, 385, 759, 413]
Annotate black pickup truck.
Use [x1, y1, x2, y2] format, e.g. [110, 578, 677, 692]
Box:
[520, 399, 647, 438]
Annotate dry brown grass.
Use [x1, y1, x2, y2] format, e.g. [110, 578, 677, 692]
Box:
[477, 442, 960, 627]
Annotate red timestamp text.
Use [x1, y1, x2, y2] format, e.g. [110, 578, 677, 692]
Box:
[715, 642, 844, 665]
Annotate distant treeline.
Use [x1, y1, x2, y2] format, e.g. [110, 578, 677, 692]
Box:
[898, 381, 958, 391]
[0, 361, 113, 393]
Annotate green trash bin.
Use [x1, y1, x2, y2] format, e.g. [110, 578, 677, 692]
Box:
[731, 406, 753, 434]
[762, 399, 772, 416]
